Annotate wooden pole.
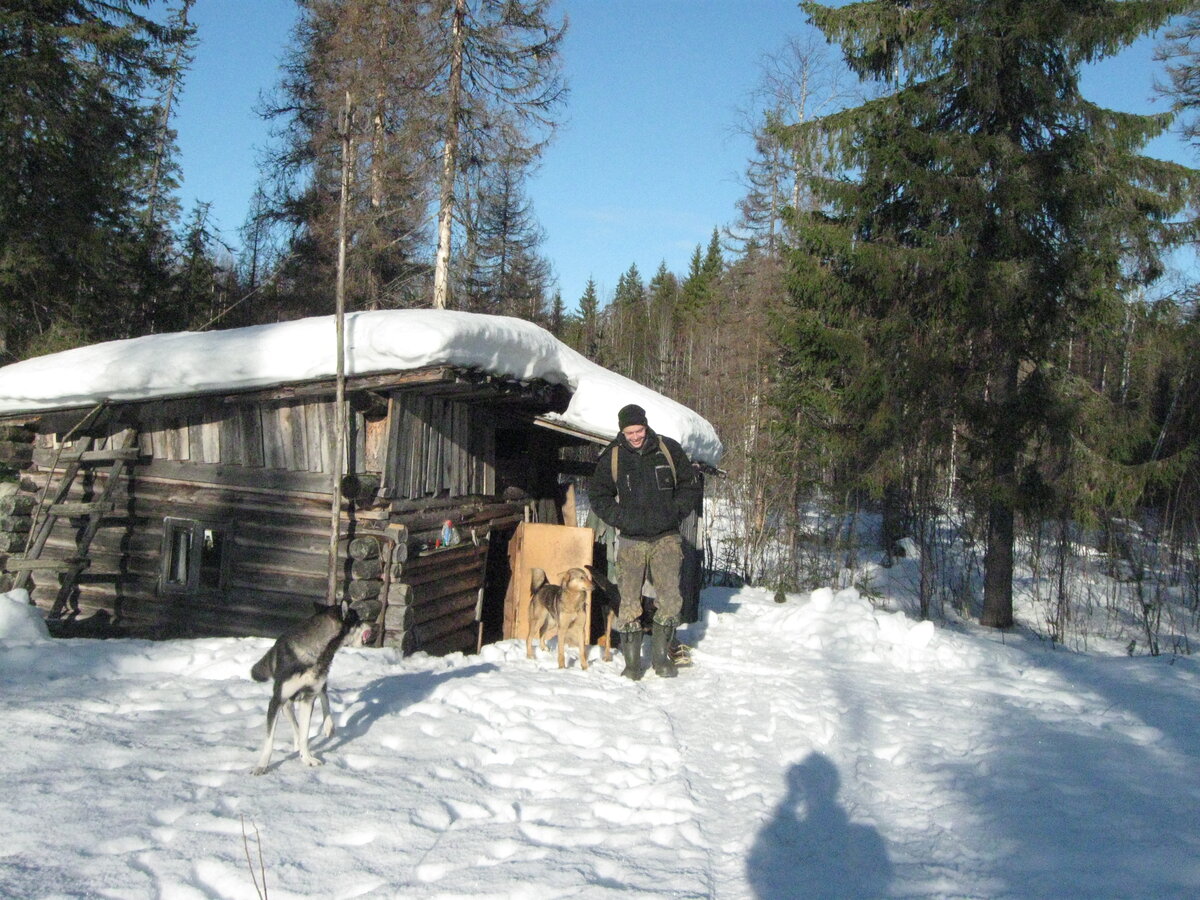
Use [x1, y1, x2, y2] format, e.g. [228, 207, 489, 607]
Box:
[327, 91, 353, 605]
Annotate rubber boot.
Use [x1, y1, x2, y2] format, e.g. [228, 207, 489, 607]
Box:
[651, 622, 678, 678]
[619, 629, 644, 681]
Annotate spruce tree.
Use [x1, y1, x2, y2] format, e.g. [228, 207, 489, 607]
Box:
[679, 246, 710, 320]
[784, 0, 1195, 627]
[0, 0, 193, 358]
[577, 278, 601, 361]
[609, 263, 647, 381]
[174, 202, 227, 331]
[647, 262, 680, 393]
[461, 154, 550, 320]
[548, 290, 565, 336]
[1153, 14, 1200, 566]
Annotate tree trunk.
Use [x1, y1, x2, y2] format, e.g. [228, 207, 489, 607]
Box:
[981, 492, 1015, 627]
[368, 80, 387, 309]
[880, 482, 903, 567]
[432, 0, 465, 310]
[981, 356, 1018, 628]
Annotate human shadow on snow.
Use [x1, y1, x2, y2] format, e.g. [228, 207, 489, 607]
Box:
[747, 753, 892, 900]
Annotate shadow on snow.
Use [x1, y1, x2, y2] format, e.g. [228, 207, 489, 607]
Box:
[326, 662, 500, 750]
[747, 753, 892, 900]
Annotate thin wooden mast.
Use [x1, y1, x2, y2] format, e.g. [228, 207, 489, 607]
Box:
[327, 91, 353, 604]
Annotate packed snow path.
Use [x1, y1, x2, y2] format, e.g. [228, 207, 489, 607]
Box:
[2, 586, 1198, 898]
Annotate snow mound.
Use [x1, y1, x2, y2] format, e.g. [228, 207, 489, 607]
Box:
[739, 586, 945, 669]
[0, 590, 49, 642]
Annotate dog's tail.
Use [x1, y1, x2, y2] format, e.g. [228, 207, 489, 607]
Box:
[250, 645, 277, 682]
[530, 567, 549, 592]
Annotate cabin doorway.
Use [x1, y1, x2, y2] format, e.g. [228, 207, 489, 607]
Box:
[479, 523, 515, 646]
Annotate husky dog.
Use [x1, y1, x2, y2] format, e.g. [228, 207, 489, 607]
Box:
[250, 601, 360, 775]
[526, 567, 592, 670]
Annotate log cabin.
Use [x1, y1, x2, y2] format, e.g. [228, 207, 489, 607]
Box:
[0, 311, 722, 654]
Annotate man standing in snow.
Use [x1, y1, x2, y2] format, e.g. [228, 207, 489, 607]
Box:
[589, 403, 700, 680]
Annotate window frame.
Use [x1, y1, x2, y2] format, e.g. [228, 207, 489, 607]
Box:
[160, 516, 232, 595]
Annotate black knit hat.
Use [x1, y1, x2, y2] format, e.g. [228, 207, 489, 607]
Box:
[618, 403, 648, 430]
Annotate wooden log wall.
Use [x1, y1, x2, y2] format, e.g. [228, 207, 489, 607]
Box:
[13, 460, 360, 636]
[20, 394, 383, 483]
[392, 493, 527, 543]
[10, 427, 527, 647]
[139, 398, 344, 473]
[384, 394, 495, 500]
[383, 538, 490, 655]
[1, 379, 594, 650]
[0, 425, 37, 584]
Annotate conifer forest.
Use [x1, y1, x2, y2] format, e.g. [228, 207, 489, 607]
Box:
[5, 1, 1200, 654]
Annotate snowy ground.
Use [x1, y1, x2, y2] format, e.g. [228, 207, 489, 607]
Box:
[2, 584, 1199, 900]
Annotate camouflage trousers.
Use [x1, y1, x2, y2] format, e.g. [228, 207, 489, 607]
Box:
[615, 532, 683, 630]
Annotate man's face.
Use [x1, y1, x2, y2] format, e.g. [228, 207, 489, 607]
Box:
[622, 424, 647, 450]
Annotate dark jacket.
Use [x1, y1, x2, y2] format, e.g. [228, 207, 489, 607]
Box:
[589, 427, 701, 540]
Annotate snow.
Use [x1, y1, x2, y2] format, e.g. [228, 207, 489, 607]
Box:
[3, 584, 1198, 899]
[0, 310, 723, 466]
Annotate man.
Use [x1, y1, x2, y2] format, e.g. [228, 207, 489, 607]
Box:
[589, 403, 700, 679]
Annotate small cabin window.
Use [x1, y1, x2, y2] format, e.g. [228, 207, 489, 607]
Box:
[161, 517, 230, 594]
[165, 520, 191, 587]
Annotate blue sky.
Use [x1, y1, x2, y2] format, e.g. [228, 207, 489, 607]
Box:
[169, 1, 1195, 311]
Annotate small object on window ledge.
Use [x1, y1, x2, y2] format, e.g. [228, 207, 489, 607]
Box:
[437, 520, 460, 548]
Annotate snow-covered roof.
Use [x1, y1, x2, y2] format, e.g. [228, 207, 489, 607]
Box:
[0, 310, 723, 466]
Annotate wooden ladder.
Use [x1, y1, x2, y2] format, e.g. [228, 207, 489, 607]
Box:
[9, 413, 140, 619]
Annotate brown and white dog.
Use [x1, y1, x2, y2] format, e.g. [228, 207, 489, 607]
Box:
[526, 566, 592, 670]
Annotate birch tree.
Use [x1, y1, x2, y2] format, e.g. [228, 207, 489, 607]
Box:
[729, 34, 851, 256]
[429, 0, 565, 309]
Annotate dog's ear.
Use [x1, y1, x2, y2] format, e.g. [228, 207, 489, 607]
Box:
[341, 599, 363, 627]
[585, 565, 613, 592]
[530, 567, 548, 591]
